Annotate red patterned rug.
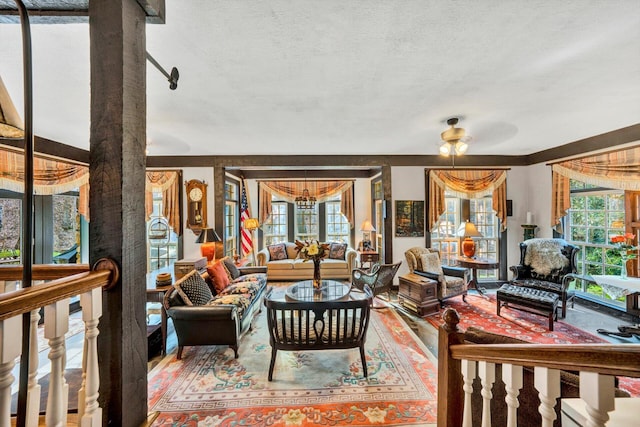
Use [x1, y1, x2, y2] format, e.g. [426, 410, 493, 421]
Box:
[148, 307, 438, 426]
[424, 294, 640, 396]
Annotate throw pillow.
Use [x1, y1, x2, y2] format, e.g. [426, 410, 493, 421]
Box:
[174, 269, 213, 306]
[222, 256, 241, 280]
[328, 242, 347, 260]
[267, 243, 287, 260]
[420, 252, 444, 281]
[207, 260, 231, 293]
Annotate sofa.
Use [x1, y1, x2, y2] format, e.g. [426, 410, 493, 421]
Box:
[257, 241, 357, 281]
[163, 257, 268, 359]
[509, 238, 580, 318]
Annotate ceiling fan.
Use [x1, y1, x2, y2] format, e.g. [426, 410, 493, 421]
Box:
[439, 117, 472, 156]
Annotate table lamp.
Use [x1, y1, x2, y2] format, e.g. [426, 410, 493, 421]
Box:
[457, 220, 483, 258]
[196, 227, 221, 263]
[243, 218, 260, 265]
[360, 220, 376, 251]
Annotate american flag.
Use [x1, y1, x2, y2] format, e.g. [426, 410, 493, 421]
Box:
[240, 180, 253, 257]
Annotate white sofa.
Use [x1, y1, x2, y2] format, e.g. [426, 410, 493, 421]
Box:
[257, 242, 357, 281]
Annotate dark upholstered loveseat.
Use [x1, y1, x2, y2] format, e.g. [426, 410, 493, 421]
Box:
[163, 263, 267, 359]
[509, 238, 580, 318]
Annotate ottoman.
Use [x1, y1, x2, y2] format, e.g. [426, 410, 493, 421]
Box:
[496, 284, 560, 330]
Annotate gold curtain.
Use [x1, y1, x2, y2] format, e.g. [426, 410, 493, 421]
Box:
[259, 180, 354, 227]
[145, 171, 181, 235]
[0, 149, 90, 219]
[428, 169, 507, 232]
[550, 145, 640, 231]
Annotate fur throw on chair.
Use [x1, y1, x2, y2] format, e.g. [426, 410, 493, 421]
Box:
[523, 238, 570, 276]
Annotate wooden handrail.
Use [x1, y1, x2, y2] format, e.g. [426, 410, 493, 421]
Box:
[0, 259, 118, 321]
[0, 264, 90, 281]
[450, 343, 640, 378]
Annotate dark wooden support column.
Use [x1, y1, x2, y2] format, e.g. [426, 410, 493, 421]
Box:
[381, 165, 392, 263]
[89, 0, 148, 425]
[213, 165, 225, 259]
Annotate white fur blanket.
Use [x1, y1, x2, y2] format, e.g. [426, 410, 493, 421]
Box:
[523, 239, 569, 276]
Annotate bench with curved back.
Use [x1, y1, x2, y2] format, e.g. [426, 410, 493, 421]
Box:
[265, 286, 373, 381]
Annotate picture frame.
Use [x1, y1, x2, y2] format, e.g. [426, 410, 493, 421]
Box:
[395, 200, 425, 237]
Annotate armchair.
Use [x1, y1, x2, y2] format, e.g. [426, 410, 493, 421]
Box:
[352, 262, 402, 308]
[404, 247, 468, 305]
[509, 238, 580, 318]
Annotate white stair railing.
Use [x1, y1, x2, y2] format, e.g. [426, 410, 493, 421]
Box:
[0, 262, 116, 426]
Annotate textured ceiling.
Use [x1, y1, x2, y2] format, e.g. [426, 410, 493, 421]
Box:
[0, 0, 639, 157]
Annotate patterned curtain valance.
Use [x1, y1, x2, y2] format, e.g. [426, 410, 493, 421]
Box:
[0, 149, 89, 219]
[259, 180, 354, 227]
[550, 144, 640, 231]
[428, 169, 507, 232]
[145, 171, 181, 235]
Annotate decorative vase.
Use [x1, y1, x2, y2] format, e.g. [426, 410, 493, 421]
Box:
[313, 259, 322, 289]
[620, 253, 628, 280]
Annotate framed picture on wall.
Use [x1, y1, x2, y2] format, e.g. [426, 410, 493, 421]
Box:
[395, 200, 425, 237]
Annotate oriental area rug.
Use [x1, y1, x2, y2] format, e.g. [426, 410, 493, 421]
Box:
[148, 307, 438, 426]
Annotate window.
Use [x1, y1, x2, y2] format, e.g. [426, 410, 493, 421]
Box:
[326, 200, 350, 242]
[295, 205, 319, 242]
[263, 201, 288, 245]
[565, 180, 626, 307]
[430, 194, 500, 280]
[224, 181, 238, 257]
[430, 197, 460, 265]
[147, 190, 178, 272]
[52, 194, 80, 263]
[0, 198, 21, 263]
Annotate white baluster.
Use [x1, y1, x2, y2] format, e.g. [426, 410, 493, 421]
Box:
[502, 364, 523, 427]
[0, 316, 22, 426]
[534, 367, 560, 427]
[461, 359, 476, 427]
[478, 361, 495, 427]
[45, 299, 70, 427]
[79, 287, 102, 427]
[26, 309, 41, 427]
[580, 372, 614, 427]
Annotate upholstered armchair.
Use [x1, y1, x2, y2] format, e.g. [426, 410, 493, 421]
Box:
[509, 238, 580, 318]
[404, 247, 469, 304]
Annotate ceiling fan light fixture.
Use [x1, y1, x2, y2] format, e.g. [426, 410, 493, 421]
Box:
[439, 117, 471, 157]
[455, 141, 468, 155]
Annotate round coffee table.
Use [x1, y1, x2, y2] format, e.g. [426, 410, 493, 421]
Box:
[285, 280, 351, 302]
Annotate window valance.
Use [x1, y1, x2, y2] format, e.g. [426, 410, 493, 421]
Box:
[0, 149, 89, 219]
[145, 171, 181, 235]
[259, 180, 354, 227]
[550, 144, 640, 231]
[428, 169, 507, 232]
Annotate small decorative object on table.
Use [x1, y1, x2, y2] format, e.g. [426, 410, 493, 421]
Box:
[295, 239, 330, 289]
[610, 233, 638, 279]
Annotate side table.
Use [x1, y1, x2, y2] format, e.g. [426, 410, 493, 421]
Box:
[398, 273, 439, 316]
[358, 250, 379, 270]
[146, 269, 174, 356]
[455, 256, 499, 295]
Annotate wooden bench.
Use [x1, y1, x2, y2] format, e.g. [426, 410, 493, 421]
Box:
[496, 284, 560, 330]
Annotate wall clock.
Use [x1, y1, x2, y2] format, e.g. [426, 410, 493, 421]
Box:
[185, 179, 207, 233]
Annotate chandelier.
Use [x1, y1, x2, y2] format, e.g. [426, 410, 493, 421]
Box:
[439, 117, 471, 156]
[295, 171, 316, 209]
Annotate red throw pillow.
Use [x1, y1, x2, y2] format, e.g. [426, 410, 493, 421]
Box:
[207, 260, 231, 293]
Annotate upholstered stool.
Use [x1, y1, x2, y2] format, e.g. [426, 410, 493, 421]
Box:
[496, 284, 560, 330]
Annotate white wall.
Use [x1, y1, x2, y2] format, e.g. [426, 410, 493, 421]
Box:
[392, 167, 427, 278]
